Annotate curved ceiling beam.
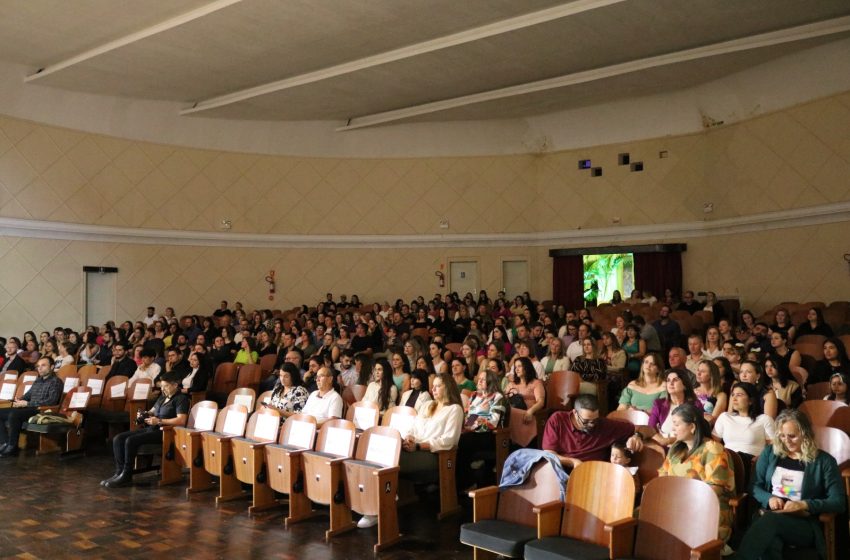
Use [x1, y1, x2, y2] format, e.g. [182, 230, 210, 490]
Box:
[179, 0, 626, 115]
[24, 0, 244, 82]
[338, 15, 850, 131]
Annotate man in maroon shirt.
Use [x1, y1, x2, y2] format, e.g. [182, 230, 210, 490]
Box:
[542, 394, 644, 468]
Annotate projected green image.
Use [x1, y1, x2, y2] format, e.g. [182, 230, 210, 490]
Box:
[583, 253, 634, 305]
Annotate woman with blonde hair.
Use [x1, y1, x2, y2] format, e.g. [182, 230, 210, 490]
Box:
[694, 359, 727, 423]
[617, 352, 666, 412]
[540, 336, 568, 381]
[735, 409, 845, 559]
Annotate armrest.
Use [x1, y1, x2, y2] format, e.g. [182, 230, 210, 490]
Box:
[818, 512, 836, 524]
[605, 518, 638, 559]
[533, 500, 563, 538]
[689, 539, 724, 560]
[469, 486, 499, 522]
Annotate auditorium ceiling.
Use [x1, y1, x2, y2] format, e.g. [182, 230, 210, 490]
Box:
[0, 0, 849, 129]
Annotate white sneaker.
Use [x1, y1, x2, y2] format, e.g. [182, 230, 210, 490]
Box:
[357, 515, 378, 528]
[470, 460, 485, 469]
[721, 544, 734, 557]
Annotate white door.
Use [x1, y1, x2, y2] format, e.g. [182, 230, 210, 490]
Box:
[85, 271, 117, 326]
[449, 261, 478, 296]
[502, 260, 528, 299]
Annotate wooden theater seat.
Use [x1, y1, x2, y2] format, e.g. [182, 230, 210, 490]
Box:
[226, 387, 256, 411]
[343, 426, 404, 552]
[800, 400, 850, 433]
[231, 406, 283, 513]
[346, 400, 380, 431]
[461, 460, 564, 559]
[523, 461, 637, 560]
[544, 371, 581, 416]
[267, 413, 319, 525]
[236, 363, 263, 392]
[290, 419, 358, 539]
[159, 400, 218, 492]
[200, 403, 250, 504]
[24, 386, 92, 455]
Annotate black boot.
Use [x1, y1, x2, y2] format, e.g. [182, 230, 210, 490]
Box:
[100, 466, 123, 486]
[104, 469, 133, 488]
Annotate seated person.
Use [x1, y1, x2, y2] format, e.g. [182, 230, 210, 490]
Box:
[362, 358, 398, 413]
[458, 370, 506, 491]
[106, 342, 137, 380]
[399, 368, 433, 414]
[542, 394, 644, 469]
[648, 368, 703, 447]
[262, 363, 309, 418]
[179, 352, 210, 395]
[618, 353, 666, 412]
[101, 371, 189, 487]
[824, 372, 848, 404]
[127, 348, 161, 386]
[0, 357, 63, 457]
[735, 409, 846, 559]
[301, 367, 343, 425]
[503, 356, 545, 425]
[810, 338, 849, 385]
[0, 339, 26, 374]
[658, 403, 735, 549]
[610, 441, 641, 492]
[233, 337, 258, 366]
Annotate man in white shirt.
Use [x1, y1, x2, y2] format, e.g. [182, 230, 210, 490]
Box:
[142, 306, 159, 327]
[127, 348, 161, 386]
[685, 334, 708, 374]
[302, 367, 342, 425]
[566, 323, 591, 365]
[336, 351, 358, 388]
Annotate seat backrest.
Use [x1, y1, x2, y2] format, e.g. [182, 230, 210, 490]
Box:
[607, 409, 650, 426]
[635, 477, 720, 559]
[187, 400, 219, 431]
[279, 413, 318, 449]
[794, 341, 824, 361]
[245, 407, 282, 442]
[346, 400, 380, 430]
[633, 442, 666, 488]
[315, 419, 356, 458]
[256, 390, 272, 411]
[800, 400, 849, 428]
[562, 461, 636, 543]
[65, 386, 93, 412]
[509, 407, 538, 448]
[214, 403, 249, 436]
[58, 364, 81, 394]
[212, 362, 238, 393]
[813, 426, 850, 469]
[85, 366, 108, 397]
[496, 460, 564, 526]
[226, 387, 256, 410]
[795, 334, 827, 348]
[546, 370, 581, 410]
[236, 363, 263, 390]
[0, 377, 16, 401]
[445, 342, 462, 357]
[100, 375, 129, 410]
[725, 448, 747, 498]
[259, 354, 277, 376]
[127, 378, 153, 402]
[76, 364, 97, 385]
[353, 426, 401, 468]
[381, 405, 417, 438]
[806, 382, 832, 401]
[790, 366, 808, 387]
[16, 381, 33, 400]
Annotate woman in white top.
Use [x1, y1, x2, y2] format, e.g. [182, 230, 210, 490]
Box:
[362, 358, 398, 413]
[400, 373, 464, 472]
[539, 337, 569, 381]
[53, 341, 76, 373]
[428, 341, 448, 374]
[712, 381, 775, 464]
[703, 326, 723, 359]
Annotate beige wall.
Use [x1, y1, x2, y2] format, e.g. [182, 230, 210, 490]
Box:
[0, 91, 848, 335]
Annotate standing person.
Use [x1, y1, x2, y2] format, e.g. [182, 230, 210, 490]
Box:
[0, 357, 63, 457]
[734, 409, 846, 559]
[101, 372, 188, 487]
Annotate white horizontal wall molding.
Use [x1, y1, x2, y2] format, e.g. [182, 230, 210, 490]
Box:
[0, 202, 848, 249]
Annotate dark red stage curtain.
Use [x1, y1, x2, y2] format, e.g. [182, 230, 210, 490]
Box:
[553, 255, 584, 311]
[633, 252, 682, 302]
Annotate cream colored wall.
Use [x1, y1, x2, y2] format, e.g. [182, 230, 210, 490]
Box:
[0, 91, 848, 335]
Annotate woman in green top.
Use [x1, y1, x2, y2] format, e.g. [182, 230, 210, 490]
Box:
[233, 337, 258, 366]
[617, 352, 666, 412]
[390, 351, 411, 395]
[451, 357, 476, 393]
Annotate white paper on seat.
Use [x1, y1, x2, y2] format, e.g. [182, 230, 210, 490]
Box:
[63, 377, 79, 392]
[254, 413, 279, 441]
[0, 383, 15, 400]
[69, 391, 90, 409]
[222, 410, 248, 436]
[110, 382, 126, 398]
[87, 378, 104, 395]
[233, 394, 253, 409]
[23, 374, 37, 384]
[323, 426, 351, 457]
[4, 373, 17, 381]
[132, 383, 150, 400]
[365, 433, 398, 467]
[287, 420, 314, 449]
[389, 414, 414, 438]
[353, 406, 376, 430]
[194, 407, 217, 431]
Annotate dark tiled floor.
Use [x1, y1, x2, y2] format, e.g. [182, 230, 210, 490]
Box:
[0, 445, 474, 559]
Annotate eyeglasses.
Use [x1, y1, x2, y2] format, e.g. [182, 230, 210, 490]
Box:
[575, 413, 599, 429]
